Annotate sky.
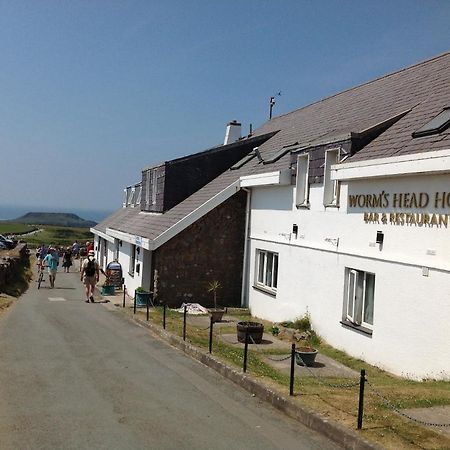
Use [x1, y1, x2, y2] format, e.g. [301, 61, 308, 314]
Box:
[1, 0, 449, 219]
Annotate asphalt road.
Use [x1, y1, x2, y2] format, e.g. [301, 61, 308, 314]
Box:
[0, 269, 338, 450]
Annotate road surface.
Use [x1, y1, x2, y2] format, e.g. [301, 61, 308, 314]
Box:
[0, 269, 338, 449]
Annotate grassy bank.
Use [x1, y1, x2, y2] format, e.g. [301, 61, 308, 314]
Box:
[0, 222, 36, 234]
[21, 225, 93, 248]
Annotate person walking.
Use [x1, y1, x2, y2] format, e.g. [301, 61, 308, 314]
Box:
[62, 247, 72, 273]
[80, 250, 100, 303]
[72, 241, 80, 259]
[42, 247, 59, 288]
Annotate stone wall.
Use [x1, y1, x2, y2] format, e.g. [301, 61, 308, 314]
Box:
[154, 191, 247, 307]
[0, 244, 29, 293]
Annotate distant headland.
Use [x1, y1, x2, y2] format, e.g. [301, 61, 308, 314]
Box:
[9, 212, 97, 228]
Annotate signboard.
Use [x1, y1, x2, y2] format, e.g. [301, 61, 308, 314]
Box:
[349, 191, 450, 228]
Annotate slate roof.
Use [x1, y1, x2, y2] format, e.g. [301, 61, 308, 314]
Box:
[94, 51, 450, 242]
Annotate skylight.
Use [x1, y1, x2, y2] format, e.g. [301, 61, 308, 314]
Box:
[412, 107, 450, 138]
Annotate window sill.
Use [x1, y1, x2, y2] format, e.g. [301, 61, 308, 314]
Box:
[128, 271, 135, 278]
[325, 203, 340, 209]
[296, 203, 310, 210]
[340, 320, 373, 336]
[253, 284, 277, 297]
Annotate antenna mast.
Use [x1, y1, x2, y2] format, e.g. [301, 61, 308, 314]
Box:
[269, 92, 281, 120]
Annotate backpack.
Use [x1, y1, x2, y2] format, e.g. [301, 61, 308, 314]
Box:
[85, 258, 96, 277]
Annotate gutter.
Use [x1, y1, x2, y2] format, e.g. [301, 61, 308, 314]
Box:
[332, 148, 450, 181]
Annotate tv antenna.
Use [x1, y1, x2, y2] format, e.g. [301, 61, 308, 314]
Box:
[269, 91, 281, 120]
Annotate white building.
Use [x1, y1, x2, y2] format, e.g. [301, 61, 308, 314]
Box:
[240, 53, 450, 380]
[93, 51, 450, 379]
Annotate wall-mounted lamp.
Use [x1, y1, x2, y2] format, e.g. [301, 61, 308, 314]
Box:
[136, 247, 140, 254]
[292, 224, 298, 238]
[119, 240, 123, 247]
[376, 231, 384, 245]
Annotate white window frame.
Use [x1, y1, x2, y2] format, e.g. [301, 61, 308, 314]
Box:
[114, 239, 120, 261]
[122, 188, 127, 207]
[129, 244, 136, 276]
[295, 153, 310, 207]
[135, 184, 142, 206]
[146, 169, 157, 207]
[255, 249, 278, 294]
[323, 148, 340, 207]
[345, 268, 375, 329]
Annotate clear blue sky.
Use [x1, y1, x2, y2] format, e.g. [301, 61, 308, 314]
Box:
[1, 0, 449, 216]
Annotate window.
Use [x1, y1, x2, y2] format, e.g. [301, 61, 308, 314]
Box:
[296, 153, 310, 207]
[145, 169, 157, 208]
[412, 107, 450, 138]
[134, 184, 142, 206]
[323, 148, 340, 206]
[114, 240, 119, 261]
[344, 268, 375, 329]
[129, 244, 136, 276]
[255, 250, 278, 293]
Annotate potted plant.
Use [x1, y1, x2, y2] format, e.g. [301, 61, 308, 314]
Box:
[207, 280, 225, 323]
[295, 330, 318, 367]
[101, 276, 115, 295]
[135, 286, 152, 308]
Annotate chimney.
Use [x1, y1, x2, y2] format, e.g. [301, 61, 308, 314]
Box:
[224, 120, 241, 145]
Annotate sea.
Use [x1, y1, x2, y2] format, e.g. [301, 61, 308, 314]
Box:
[0, 205, 114, 223]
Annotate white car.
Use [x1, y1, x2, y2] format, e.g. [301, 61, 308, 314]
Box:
[0, 234, 15, 249]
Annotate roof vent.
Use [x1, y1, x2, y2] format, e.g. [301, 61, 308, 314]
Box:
[224, 120, 241, 145]
[412, 107, 450, 138]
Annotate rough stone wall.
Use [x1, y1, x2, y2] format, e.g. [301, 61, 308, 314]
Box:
[154, 191, 247, 307]
[0, 244, 29, 292]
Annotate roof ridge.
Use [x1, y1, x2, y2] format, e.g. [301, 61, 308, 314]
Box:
[271, 51, 450, 122]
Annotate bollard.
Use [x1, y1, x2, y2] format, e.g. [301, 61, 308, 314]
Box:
[163, 303, 166, 329]
[133, 291, 136, 314]
[146, 292, 150, 321]
[183, 304, 187, 341]
[243, 331, 249, 373]
[209, 316, 214, 353]
[123, 285, 126, 308]
[289, 343, 296, 396]
[357, 369, 366, 429]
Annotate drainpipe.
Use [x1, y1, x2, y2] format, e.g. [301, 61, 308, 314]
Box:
[240, 188, 252, 307]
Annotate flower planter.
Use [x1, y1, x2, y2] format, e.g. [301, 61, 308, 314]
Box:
[237, 321, 264, 344]
[135, 291, 152, 308]
[101, 285, 115, 295]
[295, 348, 318, 367]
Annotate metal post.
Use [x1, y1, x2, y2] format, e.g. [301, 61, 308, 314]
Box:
[243, 331, 249, 373]
[163, 303, 166, 329]
[209, 316, 213, 353]
[357, 369, 366, 430]
[123, 285, 126, 308]
[183, 304, 187, 341]
[146, 293, 149, 321]
[289, 343, 296, 396]
[133, 291, 136, 314]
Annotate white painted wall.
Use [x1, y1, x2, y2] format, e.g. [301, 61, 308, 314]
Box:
[247, 174, 450, 380]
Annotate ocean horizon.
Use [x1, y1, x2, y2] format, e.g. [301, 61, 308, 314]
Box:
[0, 205, 115, 223]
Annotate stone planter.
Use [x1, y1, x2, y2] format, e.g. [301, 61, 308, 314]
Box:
[295, 347, 318, 367]
[237, 321, 264, 344]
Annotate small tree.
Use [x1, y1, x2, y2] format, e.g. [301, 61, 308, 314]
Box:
[207, 280, 222, 309]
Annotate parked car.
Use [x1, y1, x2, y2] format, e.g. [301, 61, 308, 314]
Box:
[0, 241, 8, 250]
[0, 234, 15, 249]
